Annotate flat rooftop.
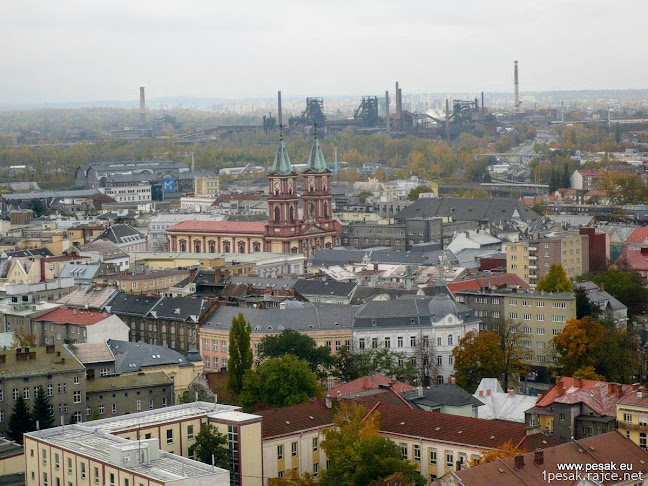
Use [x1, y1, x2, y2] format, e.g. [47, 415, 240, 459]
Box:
[89, 401, 240, 433]
[27, 425, 227, 482]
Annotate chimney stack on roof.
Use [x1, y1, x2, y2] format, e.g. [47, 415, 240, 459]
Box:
[556, 377, 565, 397]
[325, 395, 332, 409]
[600, 282, 605, 292]
[508, 388, 515, 397]
[514, 454, 525, 471]
[449, 376, 456, 385]
[478, 390, 484, 397]
[486, 389, 492, 396]
[574, 377, 582, 388]
[533, 449, 544, 466]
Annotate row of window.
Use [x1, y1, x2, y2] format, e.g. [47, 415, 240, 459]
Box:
[509, 313, 567, 324]
[277, 438, 319, 459]
[38, 451, 143, 486]
[358, 335, 446, 349]
[203, 339, 228, 352]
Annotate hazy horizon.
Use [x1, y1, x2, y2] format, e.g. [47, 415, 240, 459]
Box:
[3, 0, 648, 106]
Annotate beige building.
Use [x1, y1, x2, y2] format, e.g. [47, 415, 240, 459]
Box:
[616, 385, 648, 448]
[25, 401, 263, 486]
[505, 232, 589, 284]
[502, 290, 575, 369]
[92, 269, 190, 295]
[194, 174, 220, 196]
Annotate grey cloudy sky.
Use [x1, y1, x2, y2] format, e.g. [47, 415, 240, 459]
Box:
[2, 0, 647, 105]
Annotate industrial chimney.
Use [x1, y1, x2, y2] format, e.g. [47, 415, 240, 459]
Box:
[385, 91, 390, 132]
[514, 61, 520, 113]
[139, 87, 146, 124]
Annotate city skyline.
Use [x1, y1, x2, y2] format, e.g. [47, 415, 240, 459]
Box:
[2, 0, 648, 105]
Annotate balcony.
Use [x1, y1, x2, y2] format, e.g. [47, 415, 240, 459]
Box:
[529, 255, 537, 260]
[529, 274, 538, 280]
[529, 265, 537, 270]
[620, 422, 648, 432]
[528, 247, 537, 251]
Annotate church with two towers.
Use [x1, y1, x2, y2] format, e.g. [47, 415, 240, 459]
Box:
[166, 135, 341, 257]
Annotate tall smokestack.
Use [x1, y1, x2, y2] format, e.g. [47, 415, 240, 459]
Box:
[445, 98, 450, 140]
[139, 87, 146, 124]
[481, 91, 485, 114]
[385, 91, 390, 132]
[514, 61, 520, 113]
[277, 90, 283, 128]
[395, 82, 401, 130]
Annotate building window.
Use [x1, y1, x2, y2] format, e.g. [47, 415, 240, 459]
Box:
[112, 404, 117, 414]
[371, 338, 378, 349]
[641, 433, 647, 449]
[187, 425, 194, 440]
[277, 445, 283, 460]
[291, 442, 298, 456]
[397, 336, 403, 347]
[410, 336, 417, 347]
[437, 356, 442, 366]
[523, 313, 531, 320]
[81, 463, 86, 480]
[358, 338, 365, 350]
[73, 376, 79, 384]
[537, 328, 545, 335]
[414, 445, 421, 462]
[23, 388, 29, 400]
[552, 315, 567, 323]
[166, 429, 173, 444]
[446, 452, 454, 468]
[559, 413, 566, 422]
[313, 463, 319, 477]
[384, 337, 391, 348]
[509, 312, 518, 319]
[625, 413, 633, 422]
[401, 443, 408, 459]
[94, 467, 99, 485]
[447, 335, 453, 346]
[537, 301, 545, 307]
[54, 452, 60, 470]
[73, 391, 81, 403]
[430, 449, 437, 464]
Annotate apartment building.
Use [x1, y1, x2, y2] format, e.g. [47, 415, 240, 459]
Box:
[616, 385, 648, 448]
[199, 304, 355, 387]
[30, 307, 129, 346]
[25, 401, 263, 486]
[258, 398, 557, 484]
[0, 345, 86, 437]
[194, 174, 220, 196]
[100, 183, 152, 203]
[505, 232, 589, 284]
[92, 269, 190, 295]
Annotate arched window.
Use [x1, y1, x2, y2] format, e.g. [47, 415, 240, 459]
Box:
[223, 242, 231, 253]
[291, 247, 298, 254]
[208, 242, 215, 253]
[253, 242, 261, 252]
[289, 205, 295, 222]
[323, 202, 328, 218]
[179, 241, 186, 252]
[238, 244, 246, 254]
[325, 242, 332, 248]
[309, 202, 315, 217]
[436, 375, 444, 385]
[273, 206, 280, 223]
[194, 242, 201, 253]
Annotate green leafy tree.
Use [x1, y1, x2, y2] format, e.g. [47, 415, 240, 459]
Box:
[562, 163, 571, 188]
[407, 186, 431, 201]
[32, 386, 54, 430]
[227, 313, 253, 395]
[89, 407, 101, 421]
[7, 396, 34, 444]
[320, 402, 425, 486]
[258, 330, 332, 379]
[536, 264, 572, 293]
[239, 355, 321, 412]
[452, 331, 505, 393]
[28, 199, 47, 217]
[498, 321, 529, 391]
[584, 269, 648, 317]
[332, 347, 416, 384]
[188, 425, 230, 468]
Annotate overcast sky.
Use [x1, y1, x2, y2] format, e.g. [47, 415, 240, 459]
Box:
[2, 0, 647, 105]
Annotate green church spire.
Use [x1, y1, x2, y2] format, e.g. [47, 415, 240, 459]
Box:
[269, 128, 293, 175]
[306, 126, 328, 172]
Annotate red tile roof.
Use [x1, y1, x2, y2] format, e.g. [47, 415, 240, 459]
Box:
[446, 274, 530, 297]
[33, 308, 111, 326]
[258, 398, 558, 451]
[166, 220, 267, 234]
[626, 227, 648, 244]
[451, 431, 648, 486]
[328, 374, 415, 397]
[577, 169, 604, 177]
[616, 246, 648, 274]
[376, 403, 558, 451]
[257, 399, 335, 439]
[535, 376, 634, 417]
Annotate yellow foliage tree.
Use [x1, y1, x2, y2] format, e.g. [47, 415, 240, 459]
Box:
[470, 439, 526, 466]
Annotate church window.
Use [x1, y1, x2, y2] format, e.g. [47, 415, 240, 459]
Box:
[324, 202, 328, 218]
[274, 206, 280, 223]
[238, 244, 246, 254]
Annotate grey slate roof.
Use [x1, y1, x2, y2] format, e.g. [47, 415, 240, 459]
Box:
[1, 189, 99, 200]
[202, 303, 357, 333]
[108, 339, 193, 373]
[64, 342, 115, 365]
[350, 287, 418, 305]
[77, 240, 129, 260]
[574, 281, 628, 312]
[148, 296, 208, 323]
[104, 293, 162, 316]
[93, 224, 145, 245]
[393, 197, 541, 223]
[227, 276, 298, 290]
[58, 263, 101, 282]
[402, 384, 484, 409]
[354, 296, 475, 328]
[6, 248, 53, 258]
[310, 247, 458, 267]
[294, 278, 357, 298]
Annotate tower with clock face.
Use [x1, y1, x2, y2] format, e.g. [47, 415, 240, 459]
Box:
[266, 135, 300, 244]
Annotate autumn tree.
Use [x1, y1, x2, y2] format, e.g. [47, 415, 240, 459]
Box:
[407, 185, 432, 201]
[498, 321, 529, 391]
[320, 402, 425, 486]
[226, 313, 253, 395]
[239, 355, 320, 412]
[553, 317, 606, 376]
[536, 264, 572, 293]
[452, 331, 505, 393]
[470, 439, 526, 466]
[268, 470, 317, 486]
